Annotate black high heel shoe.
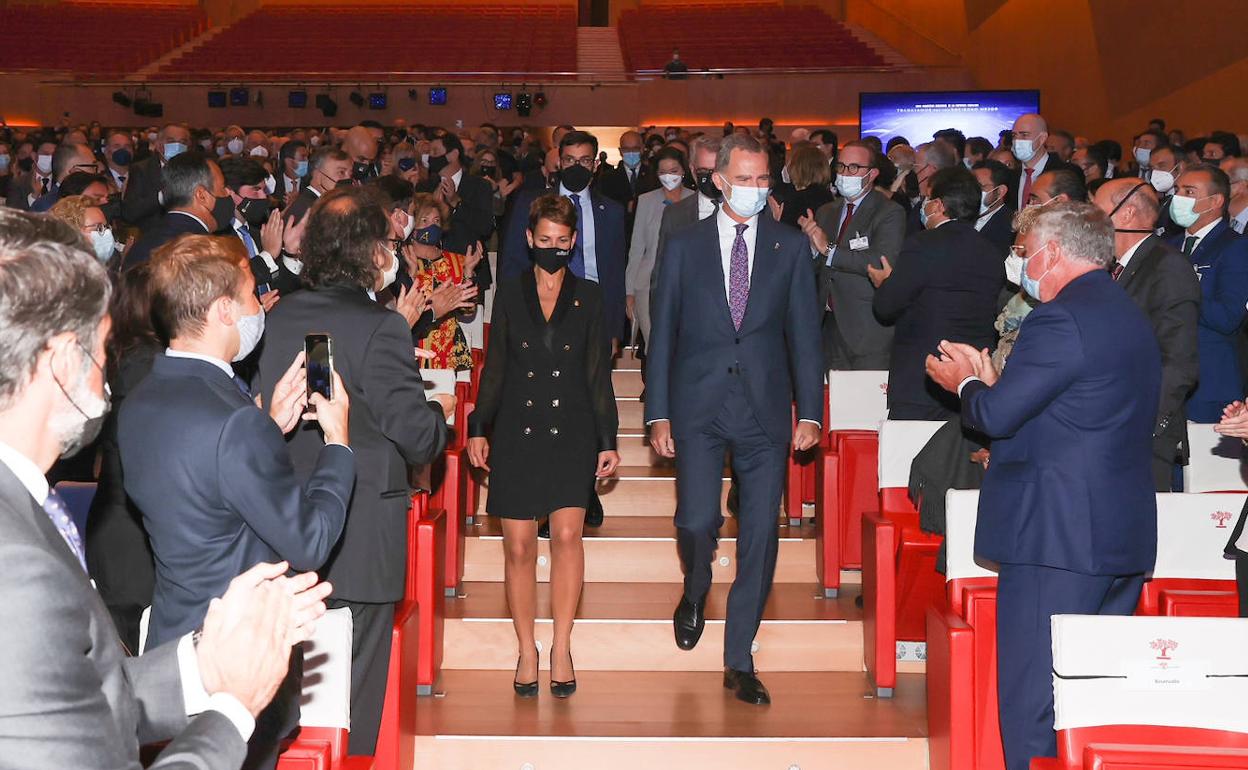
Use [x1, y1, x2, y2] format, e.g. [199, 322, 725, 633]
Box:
[550, 647, 577, 698]
[513, 653, 538, 698]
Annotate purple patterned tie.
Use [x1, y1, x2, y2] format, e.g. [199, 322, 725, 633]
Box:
[42, 489, 87, 571]
[728, 222, 750, 330]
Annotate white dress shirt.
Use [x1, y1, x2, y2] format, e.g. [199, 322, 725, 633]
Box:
[560, 183, 599, 282]
[1185, 218, 1221, 254]
[697, 192, 718, 221]
[165, 348, 235, 379]
[1116, 235, 1150, 272]
[975, 204, 1005, 232]
[0, 439, 255, 741]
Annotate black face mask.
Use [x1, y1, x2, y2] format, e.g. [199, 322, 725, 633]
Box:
[17, 156, 33, 173]
[696, 170, 720, 200]
[110, 148, 132, 167]
[240, 196, 272, 226]
[210, 192, 237, 233]
[335, 177, 357, 189]
[1108, 182, 1155, 233]
[560, 164, 592, 193]
[99, 195, 122, 221]
[427, 154, 450, 176]
[532, 245, 572, 273]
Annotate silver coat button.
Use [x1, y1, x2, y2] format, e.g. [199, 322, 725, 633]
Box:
[550, 427, 559, 435]
[525, 399, 533, 407]
[552, 370, 560, 378]
[523, 427, 532, 435]
[563, 344, 571, 351]
[527, 371, 534, 379]
[551, 399, 560, 407]
[522, 341, 529, 349]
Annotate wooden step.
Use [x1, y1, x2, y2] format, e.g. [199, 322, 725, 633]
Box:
[480, 466, 727, 518]
[443, 582, 865, 672]
[615, 432, 664, 466]
[413, 671, 929, 770]
[611, 368, 643, 398]
[617, 345, 641, 365]
[617, 397, 644, 430]
[463, 516, 817, 584]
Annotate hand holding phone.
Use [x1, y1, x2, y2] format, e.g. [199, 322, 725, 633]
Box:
[304, 334, 334, 402]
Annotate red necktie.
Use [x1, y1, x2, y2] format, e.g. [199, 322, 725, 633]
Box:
[1020, 168, 1034, 207]
[1111, 261, 1124, 281]
[835, 202, 856, 245]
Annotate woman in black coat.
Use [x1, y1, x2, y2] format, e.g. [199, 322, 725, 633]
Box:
[467, 194, 619, 698]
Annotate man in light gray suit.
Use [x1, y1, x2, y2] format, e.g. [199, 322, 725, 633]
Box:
[799, 140, 906, 370]
[0, 209, 330, 770]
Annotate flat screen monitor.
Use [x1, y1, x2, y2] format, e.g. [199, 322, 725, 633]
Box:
[368, 92, 387, 110]
[207, 91, 227, 109]
[493, 93, 513, 111]
[229, 87, 250, 107]
[858, 89, 1040, 146]
[288, 90, 307, 109]
[428, 87, 447, 106]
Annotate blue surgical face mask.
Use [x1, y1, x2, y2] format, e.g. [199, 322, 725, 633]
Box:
[918, 197, 933, 227]
[295, 159, 309, 177]
[1012, 137, 1037, 163]
[163, 142, 186, 161]
[723, 179, 769, 218]
[622, 151, 641, 168]
[1019, 243, 1054, 302]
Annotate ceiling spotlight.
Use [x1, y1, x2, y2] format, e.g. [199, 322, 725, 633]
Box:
[534, 90, 547, 108]
[349, 91, 365, 108]
[315, 93, 338, 118]
[111, 91, 132, 108]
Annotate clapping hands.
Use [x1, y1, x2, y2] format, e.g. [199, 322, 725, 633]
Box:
[1215, 400, 1248, 440]
[925, 340, 996, 394]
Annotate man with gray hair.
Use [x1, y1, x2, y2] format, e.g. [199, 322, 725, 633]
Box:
[926, 201, 1161, 770]
[908, 140, 957, 234]
[0, 208, 332, 770]
[1220, 156, 1248, 234]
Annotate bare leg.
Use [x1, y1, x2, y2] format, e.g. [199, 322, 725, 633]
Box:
[501, 517, 540, 683]
[547, 506, 585, 681]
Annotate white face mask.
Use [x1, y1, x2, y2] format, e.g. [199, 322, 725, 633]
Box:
[420, 153, 430, 168]
[264, 175, 276, 195]
[233, 304, 265, 362]
[1012, 137, 1037, 163]
[380, 250, 400, 290]
[780, 166, 792, 185]
[227, 138, 245, 155]
[1004, 251, 1024, 285]
[979, 188, 1000, 215]
[88, 228, 116, 262]
[250, 145, 269, 158]
[1150, 167, 1177, 194]
[1133, 146, 1152, 167]
[722, 179, 769, 218]
[400, 210, 415, 240]
[835, 174, 866, 200]
[35, 153, 53, 175]
[658, 172, 683, 191]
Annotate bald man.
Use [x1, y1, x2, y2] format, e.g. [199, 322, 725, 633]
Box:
[342, 126, 379, 182]
[599, 130, 657, 211]
[1093, 178, 1200, 489]
[1009, 113, 1073, 209]
[1221, 157, 1248, 234]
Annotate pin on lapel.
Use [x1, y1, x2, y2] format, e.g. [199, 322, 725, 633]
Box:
[773, 241, 780, 251]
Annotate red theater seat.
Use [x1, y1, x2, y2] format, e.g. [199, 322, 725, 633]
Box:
[861, 420, 944, 696]
[1137, 493, 1243, 616]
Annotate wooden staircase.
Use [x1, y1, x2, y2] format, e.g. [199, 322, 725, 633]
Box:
[412, 348, 929, 769]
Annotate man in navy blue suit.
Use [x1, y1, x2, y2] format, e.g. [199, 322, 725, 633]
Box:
[120, 234, 356, 770]
[500, 130, 627, 528]
[927, 202, 1161, 770]
[646, 134, 823, 705]
[1168, 164, 1248, 422]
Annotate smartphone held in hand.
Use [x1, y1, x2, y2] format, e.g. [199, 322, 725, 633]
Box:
[305, 334, 335, 402]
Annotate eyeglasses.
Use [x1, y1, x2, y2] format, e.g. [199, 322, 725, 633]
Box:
[562, 157, 595, 169]
[834, 162, 869, 175]
[83, 223, 110, 235]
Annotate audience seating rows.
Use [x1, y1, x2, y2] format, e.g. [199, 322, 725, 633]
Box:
[154, 4, 577, 80]
[618, 1, 885, 72]
[0, 2, 206, 75]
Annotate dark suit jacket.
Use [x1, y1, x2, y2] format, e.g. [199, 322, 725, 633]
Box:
[873, 220, 1005, 418]
[4, 173, 50, 211]
[1116, 235, 1200, 461]
[118, 355, 354, 647]
[598, 161, 658, 207]
[652, 193, 710, 296]
[273, 172, 307, 210]
[123, 211, 208, 270]
[1169, 220, 1248, 421]
[816, 189, 907, 362]
[1007, 152, 1075, 210]
[121, 155, 165, 233]
[976, 205, 1015, 255]
[416, 172, 494, 289]
[963, 270, 1161, 575]
[645, 213, 824, 445]
[501, 186, 628, 343]
[257, 285, 449, 603]
[283, 185, 321, 228]
[0, 462, 247, 769]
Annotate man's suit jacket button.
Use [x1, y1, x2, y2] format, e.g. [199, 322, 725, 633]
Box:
[524, 427, 532, 435]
